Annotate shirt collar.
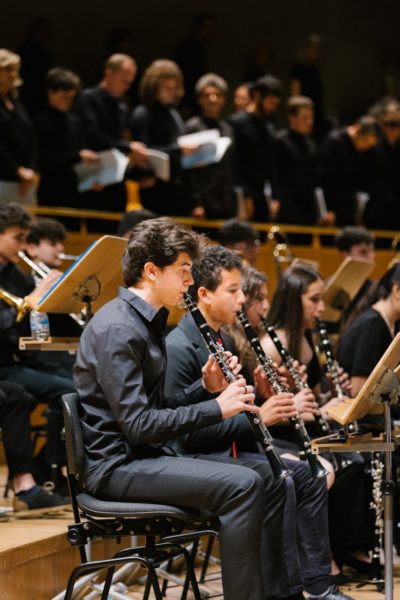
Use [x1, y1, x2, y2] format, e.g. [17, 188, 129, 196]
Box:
[118, 286, 169, 331]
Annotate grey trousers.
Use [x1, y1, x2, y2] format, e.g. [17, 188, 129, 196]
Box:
[96, 454, 287, 600]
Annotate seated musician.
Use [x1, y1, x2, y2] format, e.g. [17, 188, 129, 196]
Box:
[165, 245, 353, 600]
[262, 263, 374, 577]
[0, 203, 75, 490]
[74, 217, 287, 600]
[0, 381, 69, 512]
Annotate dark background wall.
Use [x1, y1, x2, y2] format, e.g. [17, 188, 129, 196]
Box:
[1, 0, 400, 121]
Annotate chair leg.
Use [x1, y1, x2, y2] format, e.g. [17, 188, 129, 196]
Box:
[199, 535, 214, 583]
[161, 557, 174, 596]
[100, 566, 115, 600]
[180, 542, 202, 600]
[142, 573, 152, 600]
[147, 562, 164, 600]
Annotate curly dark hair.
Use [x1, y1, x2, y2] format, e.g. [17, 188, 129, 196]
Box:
[0, 202, 32, 234]
[122, 217, 200, 287]
[190, 245, 242, 299]
[26, 218, 66, 244]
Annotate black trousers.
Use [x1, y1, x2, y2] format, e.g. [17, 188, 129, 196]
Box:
[239, 453, 331, 595]
[95, 454, 287, 600]
[0, 381, 35, 478]
[0, 362, 75, 466]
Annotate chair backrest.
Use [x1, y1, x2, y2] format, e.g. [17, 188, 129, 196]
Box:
[61, 393, 86, 479]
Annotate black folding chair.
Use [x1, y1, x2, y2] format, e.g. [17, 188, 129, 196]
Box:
[61, 393, 219, 600]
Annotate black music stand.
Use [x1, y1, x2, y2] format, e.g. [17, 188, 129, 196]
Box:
[312, 333, 400, 600]
[37, 236, 127, 323]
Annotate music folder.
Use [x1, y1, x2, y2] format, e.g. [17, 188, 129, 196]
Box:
[321, 257, 374, 323]
[326, 331, 400, 425]
[37, 235, 127, 316]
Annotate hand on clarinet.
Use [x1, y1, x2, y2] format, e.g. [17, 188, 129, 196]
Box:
[259, 393, 297, 426]
[293, 388, 319, 422]
[215, 377, 258, 419]
[201, 352, 242, 393]
[253, 364, 288, 398]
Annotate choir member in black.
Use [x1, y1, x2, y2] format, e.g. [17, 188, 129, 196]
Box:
[165, 248, 353, 600]
[0, 49, 37, 199]
[185, 73, 238, 220]
[229, 75, 281, 223]
[75, 53, 148, 220]
[74, 217, 277, 600]
[275, 96, 320, 225]
[320, 116, 378, 226]
[289, 34, 330, 143]
[35, 68, 98, 210]
[263, 264, 374, 577]
[0, 204, 75, 484]
[130, 60, 195, 216]
[233, 82, 251, 113]
[0, 381, 69, 512]
[171, 13, 215, 118]
[364, 101, 400, 230]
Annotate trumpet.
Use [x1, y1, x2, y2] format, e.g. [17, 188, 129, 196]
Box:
[268, 225, 294, 276]
[0, 288, 31, 322]
[18, 250, 85, 328]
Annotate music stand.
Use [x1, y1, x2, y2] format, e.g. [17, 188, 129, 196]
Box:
[312, 332, 400, 600]
[37, 236, 127, 323]
[322, 257, 374, 323]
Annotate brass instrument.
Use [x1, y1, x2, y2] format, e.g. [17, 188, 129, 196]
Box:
[0, 288, 31, 322]
[18, 250, 85, 328]
[267, 226, 294, 276]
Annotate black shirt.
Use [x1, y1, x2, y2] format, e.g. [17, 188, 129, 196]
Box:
[73, 287, 222, 493]
[75, 86, 131, 154]
[0, 98, 36, 181]
[275, 128, 319, 224]
[338, 307, 393, 377]
[35, 106, 85, 207]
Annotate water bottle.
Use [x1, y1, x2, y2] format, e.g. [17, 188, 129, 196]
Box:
[30, 310, 50, 341]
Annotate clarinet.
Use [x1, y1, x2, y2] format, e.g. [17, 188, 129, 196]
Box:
[262, 318, 332, 436]
[183, 293, 291, 481]
[316, 318, 345, 398]
[237, 311, 327, 479]
[316, 318, 360, 436]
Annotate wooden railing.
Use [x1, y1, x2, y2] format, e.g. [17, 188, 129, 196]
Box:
[24, 205, 400, 292]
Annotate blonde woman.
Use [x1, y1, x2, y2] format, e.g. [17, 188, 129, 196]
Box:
[0, 49, 37, 198]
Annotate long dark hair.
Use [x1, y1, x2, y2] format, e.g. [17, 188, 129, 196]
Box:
[267, 263, 323, 359]
[344, 262, 400, 333]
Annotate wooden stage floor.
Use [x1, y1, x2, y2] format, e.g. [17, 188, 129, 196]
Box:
[0, 468, 400, 599]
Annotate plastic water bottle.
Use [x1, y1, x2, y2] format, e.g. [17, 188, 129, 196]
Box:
[30, 310, 50, 341]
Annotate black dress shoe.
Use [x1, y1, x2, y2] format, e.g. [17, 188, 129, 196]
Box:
[305, 585, 354, 600]
[330, 572, 353, 585]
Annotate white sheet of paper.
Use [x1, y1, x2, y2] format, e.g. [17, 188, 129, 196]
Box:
[0, 180, 38, 205]
[147, 149, 170, 181]
[74, 148, 129, 192]
[181, 137, 232, 169]
[177, 129, 220, 147]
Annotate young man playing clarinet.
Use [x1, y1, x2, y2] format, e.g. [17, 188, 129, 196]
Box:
[73, 217, 288, 600]
[165, 245, 354, 600]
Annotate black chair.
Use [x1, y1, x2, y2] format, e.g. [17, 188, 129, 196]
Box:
[61, 393, 219, 600]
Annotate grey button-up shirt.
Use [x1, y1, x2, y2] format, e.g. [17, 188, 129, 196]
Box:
[74, 287, 222, 494]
